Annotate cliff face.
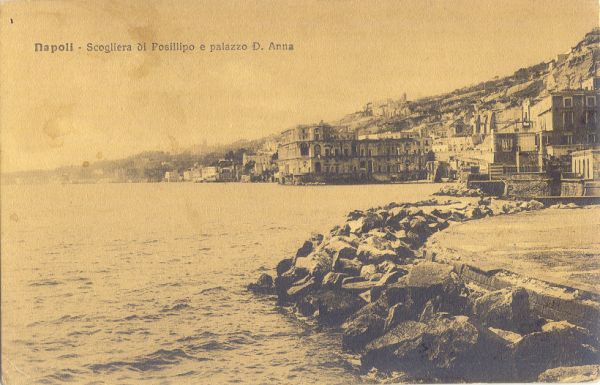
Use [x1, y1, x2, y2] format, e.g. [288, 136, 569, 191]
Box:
[332, 28, 600, 137]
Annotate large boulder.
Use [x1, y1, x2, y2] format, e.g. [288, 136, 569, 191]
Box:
[333, 256, 363, 276]
[247, 273, 274, 295]
[357, 236, 399, 264]
[513, 320, 600, 381]
[321, 236, 357, 257]
[538, 365, 600, 383]
[276, 258, 293, 276]
[342, 312, 386, 351]
[386, 262, 468, 320]
[360, 264, 379, 281]
[286, 276, 316, 301]
[295, 240, 314, 258]
[472, 287, 534, 333]
[362, 316, 512, 381]
[299, 288, 366, 324]
[347, 212, 383, 235]
[295, 251, 332, 280]
[274, 267, 308, 302]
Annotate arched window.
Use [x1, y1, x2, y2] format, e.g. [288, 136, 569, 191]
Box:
[314, 144, 321, 156]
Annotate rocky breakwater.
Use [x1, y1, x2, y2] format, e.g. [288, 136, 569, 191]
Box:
[248, 195, 600, 382]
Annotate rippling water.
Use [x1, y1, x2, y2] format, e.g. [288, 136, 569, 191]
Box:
[1, 182, 441, 385]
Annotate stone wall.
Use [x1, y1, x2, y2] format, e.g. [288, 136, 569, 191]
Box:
[561, 179, 585, 196]
[503, 174, 560, 197]
[467, 180, 505, 196]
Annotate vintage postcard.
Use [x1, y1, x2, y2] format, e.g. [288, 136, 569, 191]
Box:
[1, 0, 600, 384]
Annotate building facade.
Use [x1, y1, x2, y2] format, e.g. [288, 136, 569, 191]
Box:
[529, 89, 599, 159]
[277, 123, 429, 183]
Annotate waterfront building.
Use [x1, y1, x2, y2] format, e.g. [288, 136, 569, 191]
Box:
[242, 152, 274, 175]
[571, 149, 600, 180]
[277, 123, 429, 184]
[528, 88, 599, 160]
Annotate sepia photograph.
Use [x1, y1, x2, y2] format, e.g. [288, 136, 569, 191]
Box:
[1, 0, 600, 384]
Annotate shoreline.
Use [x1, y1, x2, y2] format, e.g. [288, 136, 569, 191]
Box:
[249, 185, 600, 383]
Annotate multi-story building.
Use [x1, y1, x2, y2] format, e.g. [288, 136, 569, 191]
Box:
[529, 89, 599, 160]
[277, 123, 429, 184]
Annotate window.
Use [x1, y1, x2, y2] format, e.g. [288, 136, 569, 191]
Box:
[360, 148, 365, 157]
[300, 143, 309, 156]
[359, 161, 366, 169]
[586, 111, 596, 125]
[325, 148, 330, 157]
[314, 144, 321, 156]
[587, 96, 596, 107]
[563, 111, 574, 126]
[563, 97, 573, 108]
[566, 135, 573, 145]
[500, 138, 513, 151]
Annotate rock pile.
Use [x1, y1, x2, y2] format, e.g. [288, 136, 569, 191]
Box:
[433, 184, 484, 197]
[248, 196, 600, 382]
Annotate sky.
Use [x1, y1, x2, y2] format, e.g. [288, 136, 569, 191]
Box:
[0, 0, 598, 172]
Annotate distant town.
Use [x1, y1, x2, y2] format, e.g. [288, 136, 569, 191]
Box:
[6, 29, 600, 199]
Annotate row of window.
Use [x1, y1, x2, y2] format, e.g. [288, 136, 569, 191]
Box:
[563, 96, 597, 108]
[299, 143, 420, 157]
[561, 111, 597, 125]
[314, 162, 418, 174]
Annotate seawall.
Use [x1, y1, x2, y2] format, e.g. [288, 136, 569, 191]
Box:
[248, 185, 600, 383]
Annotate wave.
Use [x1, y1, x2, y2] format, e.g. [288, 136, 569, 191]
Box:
[87, 348, 209, 374]
[29, 279, 63, 287]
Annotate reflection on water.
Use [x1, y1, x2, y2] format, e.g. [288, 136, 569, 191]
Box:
[1, 183, 441, 385]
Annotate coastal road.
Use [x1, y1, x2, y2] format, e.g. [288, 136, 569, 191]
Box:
[427, 206, 600, 296]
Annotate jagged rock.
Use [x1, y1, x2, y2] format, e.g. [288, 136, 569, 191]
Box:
[276, 258, 293, 276]
[321, 272, 348, 288]
[377, 260, 398, 274]
[333, 256, 363, 276]
[472, 287, 533, 333]
[301, 288, 366, 324]
[362, 320, 429, 369]
[347, 209, 365, 221]
[342, 280, 380, 293]
[342, 276, 366, 285]
[275, 267, 307, 302]
[385, 207, 408, 229]
[286, 276, 316, 299]
[247, 273, 275, 294]
[360, 264, 379, 280]
[378, 270, 405, 286]
[513, 321, 600, 381]
[527, 199, 545, 211]
[322, 237, 356, 256]
[386, 262, 468, 319]
[357, 236, 399, 264]
[295, 240, 314, 258]
[295, 251, 332, 280]
[362, 316, 512, 381]
[342, 313, 385, 351]
[538, 365, 600, 383]
[488, 327, 523, 344]
[384, 302, 404, 331]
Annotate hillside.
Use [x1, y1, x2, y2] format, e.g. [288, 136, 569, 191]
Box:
[4, 28, 599, 184]
[333, 27, 599, 137]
